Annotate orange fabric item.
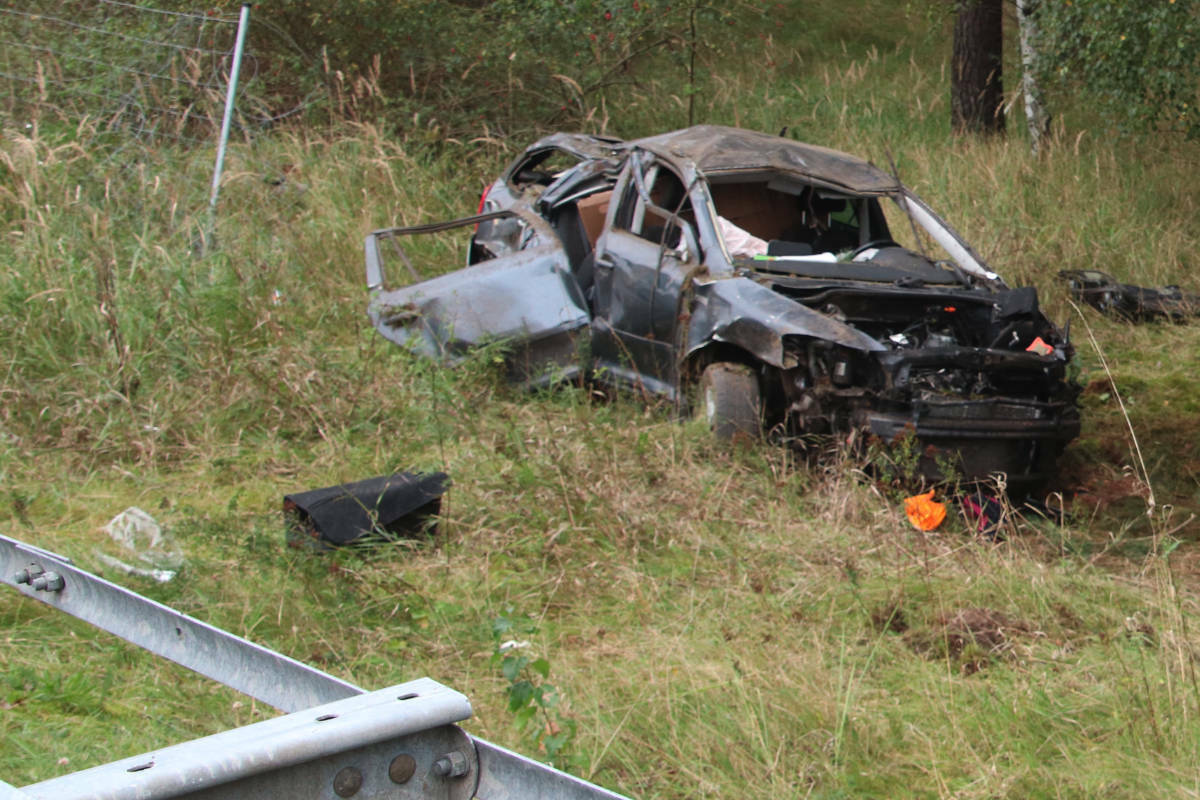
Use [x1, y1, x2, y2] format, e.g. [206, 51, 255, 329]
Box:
[904, 490, 947, 531]
[1025, 336, 1053, 356]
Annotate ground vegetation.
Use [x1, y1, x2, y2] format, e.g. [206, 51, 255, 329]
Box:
[3, 2, 1200, 797]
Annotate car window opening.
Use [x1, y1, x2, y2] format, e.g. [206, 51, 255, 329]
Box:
[613, 157, 698, 257]
[509, 148, 586, 193]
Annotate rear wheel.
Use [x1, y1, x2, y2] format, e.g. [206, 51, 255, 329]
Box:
[698, 362, 762, 441]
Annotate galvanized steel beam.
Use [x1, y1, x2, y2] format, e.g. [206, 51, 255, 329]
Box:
[0, 534, 363, 712]
[2, 534, 633, 799]
[21, 680, 474, 800]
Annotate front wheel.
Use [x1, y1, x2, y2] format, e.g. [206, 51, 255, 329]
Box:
[698, 362, 762, 441]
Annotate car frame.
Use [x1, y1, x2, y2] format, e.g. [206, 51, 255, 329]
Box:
[365, 125, 1080, 495]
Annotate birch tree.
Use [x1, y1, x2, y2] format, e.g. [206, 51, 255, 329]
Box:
[1016, 0, 1050, 155]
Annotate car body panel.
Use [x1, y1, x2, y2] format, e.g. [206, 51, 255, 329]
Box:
[687, 276, 888, 369]
[366, 212, 589, 386]
[472, 134, 625, 266]
[631, 125, 900, 194]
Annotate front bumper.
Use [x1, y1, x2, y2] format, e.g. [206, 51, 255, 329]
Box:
[863, 397, 1080, 490]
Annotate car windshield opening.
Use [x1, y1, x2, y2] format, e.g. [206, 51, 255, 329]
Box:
[708, 176, 972, 285]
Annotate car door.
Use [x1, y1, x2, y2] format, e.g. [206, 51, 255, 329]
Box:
[365, 210, 590, 388]
[591, 151, 703, 399]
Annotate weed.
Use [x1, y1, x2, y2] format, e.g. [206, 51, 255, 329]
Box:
[490, 615, 578, 771]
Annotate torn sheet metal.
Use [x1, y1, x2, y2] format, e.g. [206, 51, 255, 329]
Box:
[1060, 269, 1200, 321]
[284, 472, 448, 549]
[687, 276, 887, 368]
[366, 212, 590, 387]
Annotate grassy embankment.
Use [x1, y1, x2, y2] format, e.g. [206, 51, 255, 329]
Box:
[4, 4, 1200, 797]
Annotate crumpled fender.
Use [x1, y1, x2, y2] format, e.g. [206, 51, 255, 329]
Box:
[685, 277, 885, 368]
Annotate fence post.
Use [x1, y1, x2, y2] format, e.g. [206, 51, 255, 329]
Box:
[204, 2, 252, 253]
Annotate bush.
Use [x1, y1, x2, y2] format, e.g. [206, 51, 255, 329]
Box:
[1037, 0, 1200, 138]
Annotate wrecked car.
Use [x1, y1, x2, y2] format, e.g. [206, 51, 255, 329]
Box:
[366, 125, 1080, 495]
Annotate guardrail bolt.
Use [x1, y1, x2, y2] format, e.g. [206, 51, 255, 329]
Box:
[31, 572, 65, 592]
[14, 564, 44, 585]
[432, 751, 469, 779]
[332, 766, 363, 798]
[388, 753, 416, 784]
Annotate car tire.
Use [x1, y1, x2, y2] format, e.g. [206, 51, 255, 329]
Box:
[698, 362, 761, 441]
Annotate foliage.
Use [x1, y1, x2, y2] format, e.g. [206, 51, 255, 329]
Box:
[1037, 0, 1200, 137]
[491, 615, 578, 770]
[7, 2, 1200, 797]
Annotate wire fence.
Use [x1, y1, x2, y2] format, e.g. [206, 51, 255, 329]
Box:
[1, 2, 247, 145]
[0, 0, 329, 245]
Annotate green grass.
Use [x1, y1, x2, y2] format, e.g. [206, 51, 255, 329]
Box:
[4, 2, 1200, 797]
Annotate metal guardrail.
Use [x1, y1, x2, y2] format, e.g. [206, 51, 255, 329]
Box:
[0, 780, 32, 800]
[22, 680, 475, 800]
[1, 534, 362, 712]
[1, 534, 630, 800]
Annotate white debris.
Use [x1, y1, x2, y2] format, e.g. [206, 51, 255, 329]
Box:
[95, 507, 183, 583]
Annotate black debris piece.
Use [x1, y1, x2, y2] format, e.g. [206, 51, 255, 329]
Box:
[284, 472, 449, 549]
[1060, 269, 1200, 321]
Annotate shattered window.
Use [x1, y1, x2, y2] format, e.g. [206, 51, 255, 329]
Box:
[614, 157, 696, 254]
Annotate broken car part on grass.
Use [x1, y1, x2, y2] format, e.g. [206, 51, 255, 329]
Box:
[284, 472, 448, 549]
[366, 125, 1080, 496]
[1060, 269, 1200, 321]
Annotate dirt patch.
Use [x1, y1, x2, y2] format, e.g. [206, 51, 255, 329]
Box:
[907, 607, 1032, 674]
[1049, 444, 1151, 509]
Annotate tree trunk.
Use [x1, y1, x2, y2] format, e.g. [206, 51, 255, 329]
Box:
[951, 0, 1005, 135]
[1017, 0, 1051, 155]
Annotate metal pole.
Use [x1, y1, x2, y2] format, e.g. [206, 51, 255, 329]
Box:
[208, 3, 251, 216]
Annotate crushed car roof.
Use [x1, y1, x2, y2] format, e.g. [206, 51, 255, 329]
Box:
[630, 125, 901, 194]
[517, 131, 625, 158]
